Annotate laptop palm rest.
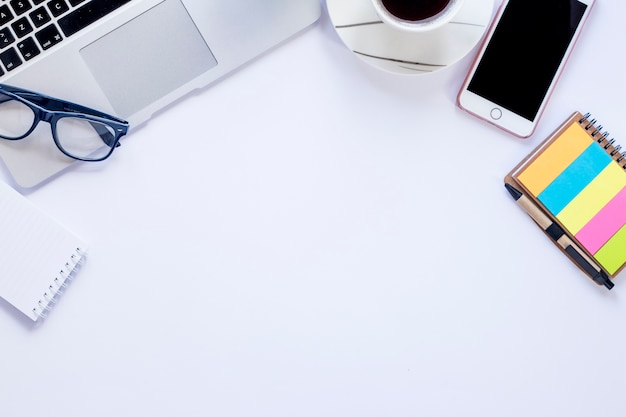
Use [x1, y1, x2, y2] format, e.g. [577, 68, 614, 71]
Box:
[80, 0, 217, 118]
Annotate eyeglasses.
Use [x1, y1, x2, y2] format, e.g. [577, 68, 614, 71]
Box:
[0, 83, 129, 161]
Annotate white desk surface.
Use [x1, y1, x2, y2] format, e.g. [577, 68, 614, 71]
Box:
[2, 2, 626, 416]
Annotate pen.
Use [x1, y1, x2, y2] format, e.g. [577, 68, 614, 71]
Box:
[505, 182, 614, 290]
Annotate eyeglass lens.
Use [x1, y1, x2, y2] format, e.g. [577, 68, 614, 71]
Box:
[0, 92, 36, 138]
[56, 117, 117, 161]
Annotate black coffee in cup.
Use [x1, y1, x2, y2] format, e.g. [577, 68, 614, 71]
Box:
[380, 0, 452, 21]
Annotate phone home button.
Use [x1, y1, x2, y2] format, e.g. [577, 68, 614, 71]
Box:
[490, 108, 502, 120]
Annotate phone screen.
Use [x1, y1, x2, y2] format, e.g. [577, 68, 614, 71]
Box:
[467, 0, 588, 122]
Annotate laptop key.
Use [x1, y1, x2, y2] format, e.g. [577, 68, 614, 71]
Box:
[47, 0, 69, 18]
[58, 0, 132, 37]
[12, 17, 33, 38]
[0, 28, 15, 49]
[35, 24, 63, 50]
[9, 1, 32, 16]
[0, 5, 14, 26]
[0, 47, 22, 71]
[30, 7, 52, 28]
[17, 37, 40, 60]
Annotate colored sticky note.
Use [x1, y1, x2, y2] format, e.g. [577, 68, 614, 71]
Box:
[594, 225, 626, 275]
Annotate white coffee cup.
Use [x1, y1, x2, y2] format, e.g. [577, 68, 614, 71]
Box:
[371, 0, 464, 33]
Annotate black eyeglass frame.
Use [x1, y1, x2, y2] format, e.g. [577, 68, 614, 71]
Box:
[0, 83, 129, 161]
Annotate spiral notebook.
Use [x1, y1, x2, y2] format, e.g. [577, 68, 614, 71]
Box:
[505, 111, 626, 289]
[0, 180, 87, 321]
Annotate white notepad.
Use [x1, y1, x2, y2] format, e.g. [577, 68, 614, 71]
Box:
[0, 181, 87, 321]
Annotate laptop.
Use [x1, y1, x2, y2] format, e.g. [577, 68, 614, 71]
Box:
[0, 0, 321, 188]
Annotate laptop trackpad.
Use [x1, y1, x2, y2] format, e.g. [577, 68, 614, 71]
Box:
[80, 0, 217, 118]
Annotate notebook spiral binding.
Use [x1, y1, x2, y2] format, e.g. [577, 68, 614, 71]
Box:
[31, 247, 86, 320]
[579, 112, 626, 170]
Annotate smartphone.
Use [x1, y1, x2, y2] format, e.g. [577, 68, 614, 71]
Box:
[457, 0, 595, 138]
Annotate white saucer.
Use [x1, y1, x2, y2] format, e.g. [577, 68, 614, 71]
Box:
[327, 0, 494, 75]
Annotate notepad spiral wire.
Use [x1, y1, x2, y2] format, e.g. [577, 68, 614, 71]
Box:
[579, 112, 626, 170]
[31, 247, 86, 321]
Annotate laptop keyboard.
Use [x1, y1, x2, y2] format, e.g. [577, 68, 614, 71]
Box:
[0, 0, 132, 77]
